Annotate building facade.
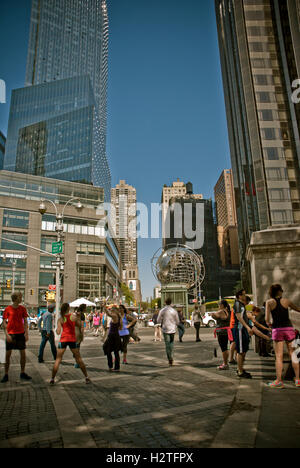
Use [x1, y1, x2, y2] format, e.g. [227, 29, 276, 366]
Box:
[111, 180, 142, 304]
[4, 76, 111, 201]
[162, 179, 203, 246]
[0, 171, 120, 311]
[216, 0, 300, 288]
[214, 169, 240, 268]
[0, 132, 5, 171]
[4, 0, 110, 200]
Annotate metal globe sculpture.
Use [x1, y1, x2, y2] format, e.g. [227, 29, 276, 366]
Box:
[151, 244, 205, 290]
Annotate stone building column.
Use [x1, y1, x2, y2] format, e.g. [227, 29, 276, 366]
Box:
[247, 225, 300, 330]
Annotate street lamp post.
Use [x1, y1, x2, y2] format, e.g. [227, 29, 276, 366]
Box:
[39, 197, 83, 336]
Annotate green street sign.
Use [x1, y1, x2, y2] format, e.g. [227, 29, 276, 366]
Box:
[52, 241, 63, 254]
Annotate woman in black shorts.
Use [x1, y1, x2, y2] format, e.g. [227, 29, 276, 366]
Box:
[212, 300, 231, 370]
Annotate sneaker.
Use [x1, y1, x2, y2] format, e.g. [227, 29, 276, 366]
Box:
[74, 363, 80, 369]
[218, 364, 229, 371]
[38, 359, 44, 364]
[20, 373, 32, 381]
[123, 360, 128, 365]
[169, 360, 174, 367]
[268, 380, 284, 389]
[50, 379, 55, 385]
[1, 375, 8, 384]
[295, 380, 300, 388]
[85, 378, 91, 384]
[237, 371, 252, 379]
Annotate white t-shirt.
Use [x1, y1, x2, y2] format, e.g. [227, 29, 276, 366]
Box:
[157, 306, 180, 334]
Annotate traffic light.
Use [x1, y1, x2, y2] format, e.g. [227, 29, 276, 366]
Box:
[45, 291, 49, 301]
[30, 289, 34, 296]
[6, 279, 11, 289]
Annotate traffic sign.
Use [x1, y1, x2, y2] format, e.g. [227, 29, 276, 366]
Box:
[51, 260, 64, 268]
[52, 241, 63, 254]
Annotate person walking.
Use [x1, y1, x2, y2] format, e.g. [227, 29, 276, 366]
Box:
[157, 298, 180, 366]
[119, 305, 137, 364]
[192, 306, 202, 342]
[266, 284, 300, 388]
[50, 303, 91, 385]
[93, 311, 101, 336]
[211, 300, 232, 370]
[177, 306, 186, 343]
[103, 305, 123, 372]
[37, 304, 57, 363]
[231, 289, 253, 379]
[152, 309, 162, 342]
[1, 292, 32, 383]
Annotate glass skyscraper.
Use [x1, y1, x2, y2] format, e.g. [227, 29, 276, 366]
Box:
[0, 132, 5, 170]
[215, 0, 300, 287]
[4, 0, 110, 200]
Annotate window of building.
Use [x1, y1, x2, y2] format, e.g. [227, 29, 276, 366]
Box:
[263, 148, 284, 160]
[271, 210, 293, 224]
[1, 233, 28, 251]
[3, 210, 29, 229]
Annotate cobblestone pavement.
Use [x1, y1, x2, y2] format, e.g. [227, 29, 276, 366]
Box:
[0, 326, 299, 448]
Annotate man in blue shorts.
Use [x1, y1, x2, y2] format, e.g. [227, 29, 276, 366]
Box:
[232, 289, 253, 379]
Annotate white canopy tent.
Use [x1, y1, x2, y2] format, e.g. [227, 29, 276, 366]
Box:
[69, 298, 96, 308]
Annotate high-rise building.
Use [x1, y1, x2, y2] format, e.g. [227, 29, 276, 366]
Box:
[162, 179, 203, 246]
[4, 0, 110, 200]
[214, 169, 240, 268]
[163, 183, 220, 301]
[111, 180, 142, 304]
[4, 76, 111, 201]
[0, 132, 5, 170]
[215, 0, 300, 287]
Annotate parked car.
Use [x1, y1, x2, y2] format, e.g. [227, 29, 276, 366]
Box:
[147, 319, 154, 327]
[202, 313, 217, 328]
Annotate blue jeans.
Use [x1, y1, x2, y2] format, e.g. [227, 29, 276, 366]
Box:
[178, 324, 185, 341]
[38, 331, 57, 361]
[163, 333, 175, 362]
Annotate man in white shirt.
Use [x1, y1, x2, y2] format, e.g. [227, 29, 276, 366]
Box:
[157, 298, 179, 366]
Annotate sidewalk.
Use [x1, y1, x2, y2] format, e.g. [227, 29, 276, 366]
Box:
[0, 328, 299, 448]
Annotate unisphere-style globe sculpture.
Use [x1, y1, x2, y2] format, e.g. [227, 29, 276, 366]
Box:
[151, 244, 205, 290]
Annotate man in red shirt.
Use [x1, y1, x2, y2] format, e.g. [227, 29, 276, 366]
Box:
[1, 292, 32, 383]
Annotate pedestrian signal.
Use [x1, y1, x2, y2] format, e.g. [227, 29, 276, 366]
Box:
[6, 279, 11, 289]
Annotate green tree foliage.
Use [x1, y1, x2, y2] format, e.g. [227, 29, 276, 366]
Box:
[121, 283, 135, 305]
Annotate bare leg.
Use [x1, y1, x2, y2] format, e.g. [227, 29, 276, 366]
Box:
[229, 342, 236, 361]
[4, 350, 12, 375]
[273, 341, 284, 382]
[237, 353, 245, 374]
[287, 341, 300, 381]
[71, 348, 88, 378]
[20, 350, 26, 373]
[51, 348, 66, 380]
[222, 350, 229, 366]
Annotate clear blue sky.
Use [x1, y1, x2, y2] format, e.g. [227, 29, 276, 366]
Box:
[0, 0, 231, 300]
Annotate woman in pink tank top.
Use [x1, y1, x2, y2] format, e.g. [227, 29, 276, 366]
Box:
[50, 303, 91, 385]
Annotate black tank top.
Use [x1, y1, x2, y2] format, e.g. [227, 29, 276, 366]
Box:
[271, 299, 292, 329]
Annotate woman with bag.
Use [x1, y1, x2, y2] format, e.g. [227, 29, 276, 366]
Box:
[103, 305, 123, 372]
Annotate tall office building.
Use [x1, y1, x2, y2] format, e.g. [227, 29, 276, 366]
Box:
[0, 132, 5, 170]
[162, 179, 203, 246]
[214, 169, 240, 268]
[4, 0, 110, 200]
[216, 0, 300, 286]
[111, 180, 142, 304]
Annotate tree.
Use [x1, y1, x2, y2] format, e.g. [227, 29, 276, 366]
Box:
[121, 283, 135, 305]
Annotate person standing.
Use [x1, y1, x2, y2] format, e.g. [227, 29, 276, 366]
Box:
[93, 311, 101, 336]
[103, 305, 123, 372]
[212, 300, 232, 370]
[232, 289, 253, 379]
[50, 303, 90, 385]
[37, 304, 57, 363]
[152, 309, 162, 342]
[1, 292, 32, 383]
[74, 304, 86, 369]
[177, 306, 186, 343]
[266, 284, 300, 388]
[119, 305, 137, 364]
[192, 306, 202, 342]
[157, 298, 180, 366]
